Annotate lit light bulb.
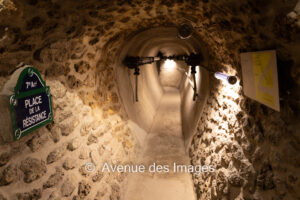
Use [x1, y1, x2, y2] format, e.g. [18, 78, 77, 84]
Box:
[214, 72, 237, 85]
[164, 59, 176, 70]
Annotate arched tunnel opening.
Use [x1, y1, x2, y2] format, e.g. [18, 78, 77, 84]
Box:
[115, 27, 209, 199]
[115, 27, 209, 150]
[0, 0, 299, 200]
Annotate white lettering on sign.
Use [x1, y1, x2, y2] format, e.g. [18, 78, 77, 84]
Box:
[24, 96, 42, 109]
[29, 108, 34, 115]
[25, 81, 37, 89]
[35, 106, 40, 112]
[29, 106, 41, 115]
[22, 110, 47, 128]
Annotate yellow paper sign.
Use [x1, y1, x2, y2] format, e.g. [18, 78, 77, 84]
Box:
[241, 50, 280, 111]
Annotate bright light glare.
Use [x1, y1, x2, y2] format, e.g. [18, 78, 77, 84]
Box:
[220, 84, 240, 100]
[195, 66, 200, 81]
[214, 72, 229, 81]
[214, 72, 237, 85]
[163, 59, 176, 70]
[185, 66, 200, 88]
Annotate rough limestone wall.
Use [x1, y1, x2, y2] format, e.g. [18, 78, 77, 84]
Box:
[0, 1, 142, 200]
[191, 72, 300, 200]
[0, 0, 217, 199]
[188, 1, 300, 200]
[0, 79, 138, 200]
[0, 0, 299, 200]
[190, 71, 299, 199]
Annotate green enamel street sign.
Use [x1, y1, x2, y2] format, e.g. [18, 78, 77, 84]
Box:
[9, 67, 53, 140]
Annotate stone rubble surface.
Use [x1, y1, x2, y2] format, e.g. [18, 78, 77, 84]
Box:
[0, 0, 299, 199]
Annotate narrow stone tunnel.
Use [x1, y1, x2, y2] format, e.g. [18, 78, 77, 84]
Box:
[0, 0, 299, 200]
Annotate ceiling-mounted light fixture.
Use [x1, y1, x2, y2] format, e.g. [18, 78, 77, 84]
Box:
[123, 53, 238, 102]
[163, 59, 177, 72]
[214, 72, 237, 85]
[178, 23, 193, 39]
[123, 53, 201, 102]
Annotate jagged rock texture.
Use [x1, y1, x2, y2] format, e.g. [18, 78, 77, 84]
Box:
[0, 0, 299, 199]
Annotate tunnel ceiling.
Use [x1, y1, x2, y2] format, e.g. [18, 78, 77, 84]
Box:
[0, 0, 299, 80]
[0, 0, 298, 111]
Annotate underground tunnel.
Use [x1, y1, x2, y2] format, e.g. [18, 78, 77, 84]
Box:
[0, 0, 299, 200]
